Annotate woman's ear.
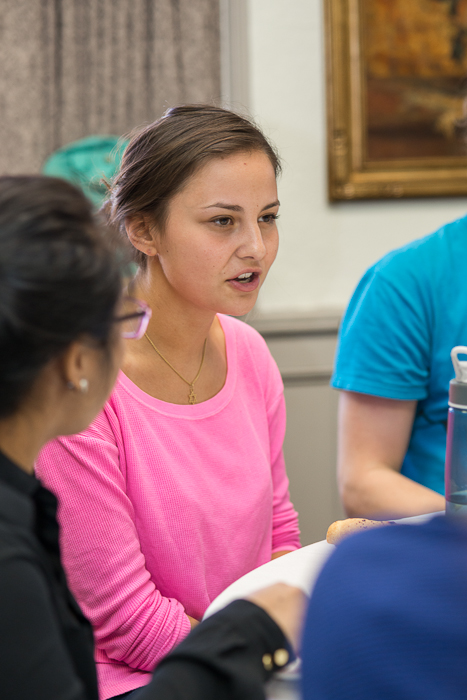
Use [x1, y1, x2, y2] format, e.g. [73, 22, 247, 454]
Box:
[125, 215, 159, 257]
[60, 340, 90, 392]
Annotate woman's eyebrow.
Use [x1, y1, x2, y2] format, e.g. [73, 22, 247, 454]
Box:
[203, 200, 280, 212]
[261, 200, 280, 211]
[204, 203, 243, 211]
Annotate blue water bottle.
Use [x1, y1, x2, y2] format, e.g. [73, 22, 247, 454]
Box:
[445, 346, 467, 517]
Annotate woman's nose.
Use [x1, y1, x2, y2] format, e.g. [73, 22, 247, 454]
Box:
[238, 222, 266, 260]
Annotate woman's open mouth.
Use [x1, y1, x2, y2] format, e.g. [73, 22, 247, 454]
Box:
[227, 271, 261, 292]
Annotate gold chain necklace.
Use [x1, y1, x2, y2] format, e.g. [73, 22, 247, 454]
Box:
[144, 333, 207, 405]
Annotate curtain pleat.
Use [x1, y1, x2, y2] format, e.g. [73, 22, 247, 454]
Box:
[0, 0, 220, 173]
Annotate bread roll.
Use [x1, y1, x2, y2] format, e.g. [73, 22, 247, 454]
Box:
[326, 517, 396, 545]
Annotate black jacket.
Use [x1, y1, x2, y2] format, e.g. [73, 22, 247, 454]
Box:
[0, 451, 98, 700]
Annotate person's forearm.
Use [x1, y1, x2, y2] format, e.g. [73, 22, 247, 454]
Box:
[337, 394, 444, 520]
[342, 466, 445, 520]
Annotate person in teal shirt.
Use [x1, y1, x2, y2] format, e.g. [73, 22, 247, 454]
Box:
[331, 215, 467, 518]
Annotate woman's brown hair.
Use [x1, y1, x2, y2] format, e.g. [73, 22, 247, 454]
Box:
[106, 104, 281, 266]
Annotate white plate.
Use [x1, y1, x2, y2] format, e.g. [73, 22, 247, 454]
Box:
[204, 511, 443, 620]
[394, 511, 442, 525]
[203, 539, 335, 619]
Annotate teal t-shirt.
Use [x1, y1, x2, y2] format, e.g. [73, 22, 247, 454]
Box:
[331, 215, 467, 495]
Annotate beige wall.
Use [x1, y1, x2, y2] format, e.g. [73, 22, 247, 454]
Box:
[232, 0, 467, 316]
[222, 1, 464, 539]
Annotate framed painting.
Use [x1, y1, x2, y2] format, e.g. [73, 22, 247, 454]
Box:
[325, 0, 467, 200]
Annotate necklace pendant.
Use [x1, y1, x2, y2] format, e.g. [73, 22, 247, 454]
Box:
[188, 386, 196, 405]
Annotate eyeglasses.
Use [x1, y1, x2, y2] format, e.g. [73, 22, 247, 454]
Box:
[114, 297, 152, 339]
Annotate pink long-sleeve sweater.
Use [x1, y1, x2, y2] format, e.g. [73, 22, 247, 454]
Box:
[36, 314, 300, 699]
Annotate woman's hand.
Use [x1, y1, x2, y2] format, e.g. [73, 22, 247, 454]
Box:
[271, 550, 292, 560]
[246, 583, 307, 651]
[188, 615, 199, 630]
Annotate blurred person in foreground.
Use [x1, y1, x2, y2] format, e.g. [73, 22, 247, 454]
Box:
[331, 216, 467, 519]
[301, 513, 467, 700]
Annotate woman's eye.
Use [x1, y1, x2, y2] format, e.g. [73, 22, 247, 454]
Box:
[213, 216, 232, 226]
[259, 213, 278, 223]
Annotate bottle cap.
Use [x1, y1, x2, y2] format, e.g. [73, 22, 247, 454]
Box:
[449, 347, 467, 408]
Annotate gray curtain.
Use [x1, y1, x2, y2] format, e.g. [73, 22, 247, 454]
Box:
[0, 0, 220, 174]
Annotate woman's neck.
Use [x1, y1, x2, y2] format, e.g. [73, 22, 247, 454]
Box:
[0, 410, 48, 475]
[131, 265, 217, 359]
[122, 262, 228, 405]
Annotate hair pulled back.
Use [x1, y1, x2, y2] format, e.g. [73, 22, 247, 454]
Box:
[107, 104, 281, 265]
[0, 176, 122, 419]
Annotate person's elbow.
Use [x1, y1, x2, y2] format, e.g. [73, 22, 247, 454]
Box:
[338, 467, 367, 517]
[337, 458, 392, 518]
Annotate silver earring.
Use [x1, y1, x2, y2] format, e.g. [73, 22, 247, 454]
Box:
[67, 381, 75, 391]
[79, 378, 89, 394]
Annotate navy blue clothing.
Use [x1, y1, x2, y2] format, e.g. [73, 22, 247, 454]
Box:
[331, 215, 467, 494]
[301, 516, 467, 699]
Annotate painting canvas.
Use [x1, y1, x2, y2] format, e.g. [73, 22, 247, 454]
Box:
[326, 0, 467, 200]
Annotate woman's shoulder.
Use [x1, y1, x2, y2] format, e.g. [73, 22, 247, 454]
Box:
[64, 403, 119, 444]
[370, 215, 467, 283]
[219, 314, 283, 399]
[219, 314, 271, 354]
[38, 402, 121, 472]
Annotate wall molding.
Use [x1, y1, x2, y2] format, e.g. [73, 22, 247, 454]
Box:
[247, 311, 342, 385]
[247, 311, 342, 337]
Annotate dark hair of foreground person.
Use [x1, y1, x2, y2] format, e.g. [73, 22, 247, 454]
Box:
[0, 175, 121, 418]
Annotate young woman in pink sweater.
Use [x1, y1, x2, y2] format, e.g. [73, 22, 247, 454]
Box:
[36, 105, 300, 700]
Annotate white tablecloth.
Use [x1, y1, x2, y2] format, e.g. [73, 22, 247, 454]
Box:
[204, 539, 335, 619]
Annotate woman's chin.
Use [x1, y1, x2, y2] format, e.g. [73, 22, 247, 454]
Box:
[217, 296, 259, 318]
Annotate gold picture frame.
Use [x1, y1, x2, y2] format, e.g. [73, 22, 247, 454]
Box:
[325, 0, 467, 201]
